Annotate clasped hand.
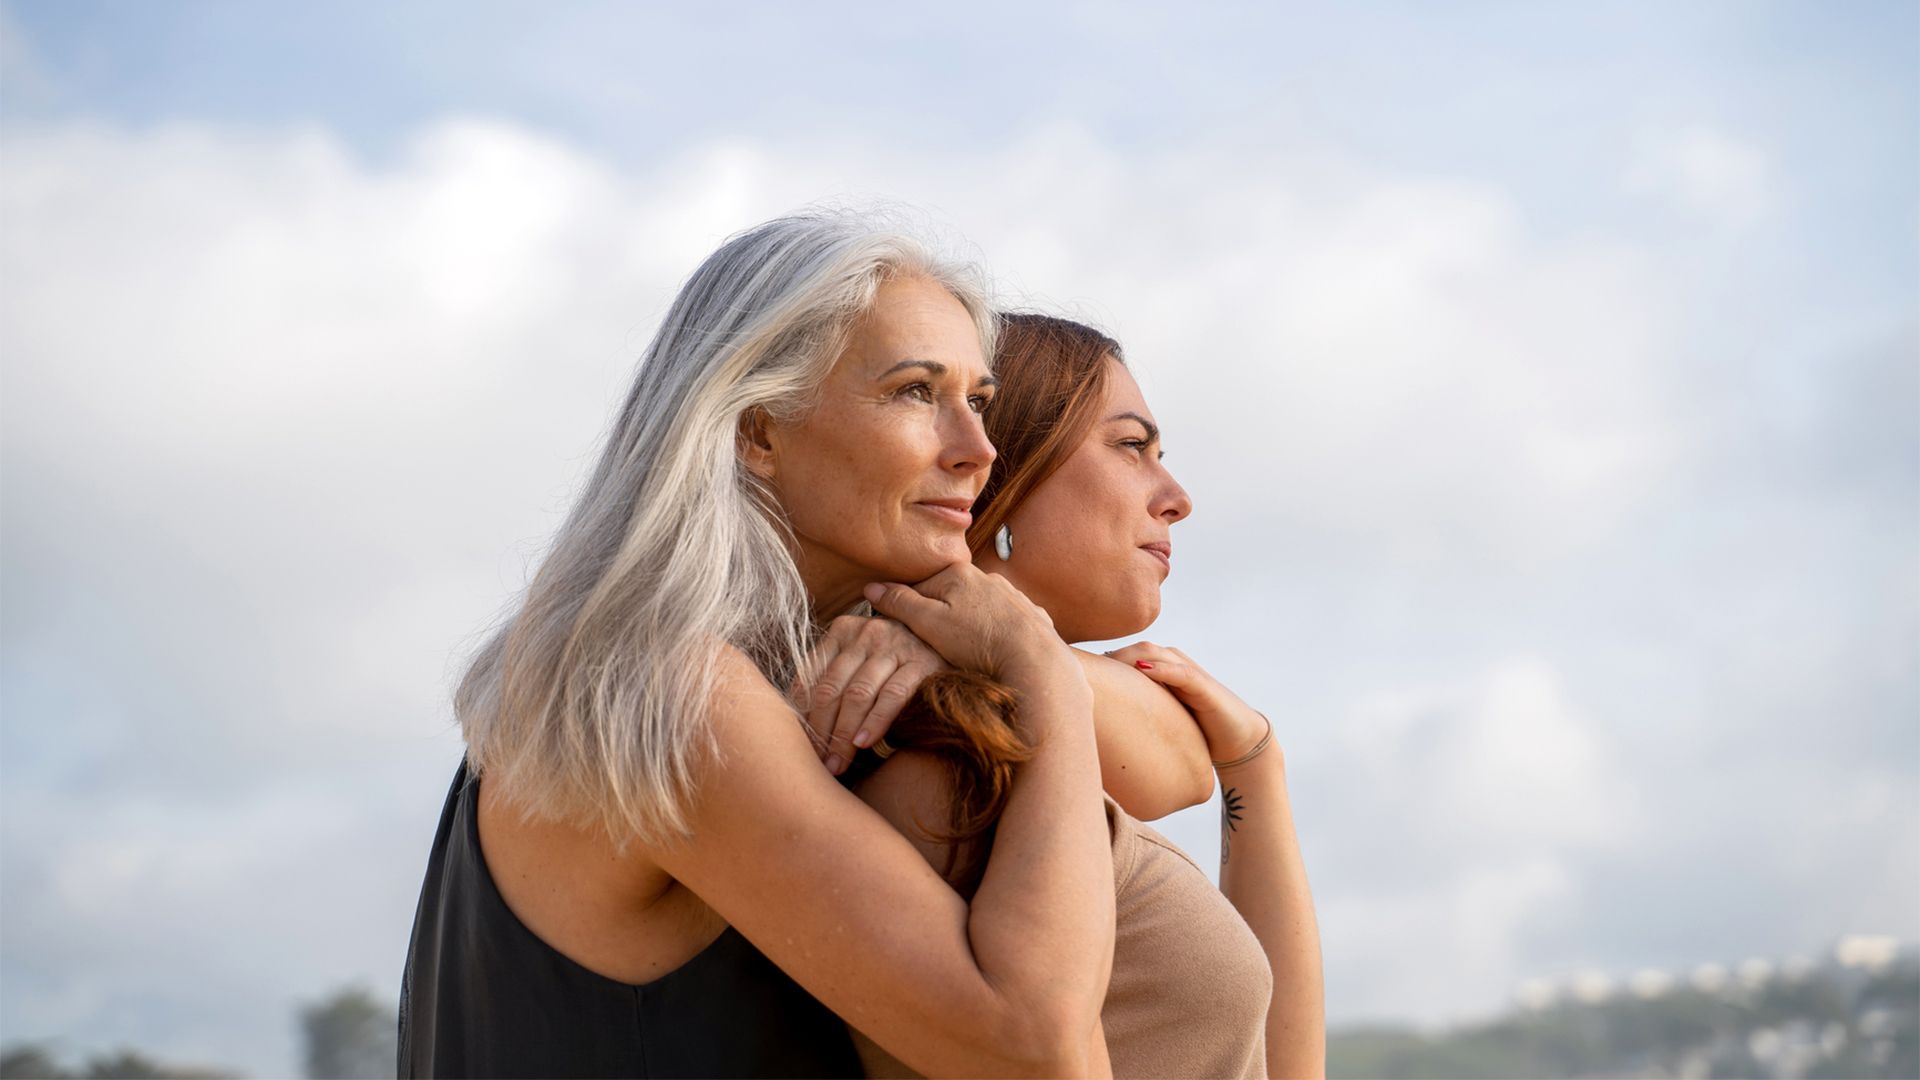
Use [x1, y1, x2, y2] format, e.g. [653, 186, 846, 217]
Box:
[791, 561, 1074, 776]
[790, 612, 947, 776]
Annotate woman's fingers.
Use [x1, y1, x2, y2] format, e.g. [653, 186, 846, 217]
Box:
[792, 633, 840, 715]
[1125, 657, 1202, 698]
[902, 559, 980, 601]
[865, 564, 1063, 677]
[853, 659, 936, 756]
[805, 645, 870, 758]
[1104, 642, 1213, 709]
[863, 581, 942, 624]
[1109, 643, 1271, 763]
[1102, 641, 1177, 665]
[798, 613, 949, 773]
[824, 653, 902, 774]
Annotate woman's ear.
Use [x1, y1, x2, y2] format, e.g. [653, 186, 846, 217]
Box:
[737, 406, 778, 482]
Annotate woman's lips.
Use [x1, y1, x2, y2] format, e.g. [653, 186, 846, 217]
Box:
[914, 502, 973, 527]
[1141, 542, 1172, 571]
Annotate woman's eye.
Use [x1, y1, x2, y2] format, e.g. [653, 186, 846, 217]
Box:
[898, 382, 935, 403]
[1119, 439, 1150, 455]
[968, 395, 993, 414]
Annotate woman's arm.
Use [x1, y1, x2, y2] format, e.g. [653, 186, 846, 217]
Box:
[1077, 647, 1213, 819]
[1216, 745, 1324, 1079]
[849, 750, 1115, 1080]
[792, 615, 1214, 820]
[655, 568, 1116, 1078]
[1108, 643, 1327, 1080]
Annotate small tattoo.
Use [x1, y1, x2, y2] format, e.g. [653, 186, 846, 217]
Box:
[1221, 786, 1244, 865]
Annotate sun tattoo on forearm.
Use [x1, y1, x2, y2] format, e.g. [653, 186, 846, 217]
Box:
[1220, 786, 1245, 867]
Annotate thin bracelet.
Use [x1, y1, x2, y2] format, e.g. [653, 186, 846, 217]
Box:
[1211, 711, 1274, 770]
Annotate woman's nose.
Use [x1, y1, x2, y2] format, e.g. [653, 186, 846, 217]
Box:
[1156, 473, 1192, 523]
[941, 405, 997, 474]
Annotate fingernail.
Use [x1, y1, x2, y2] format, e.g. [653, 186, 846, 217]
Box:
[825, 754, 844, 774]
[862, 583, 885, 603]
[852, 729, 872, 748]
[1135, 661, 1154, 670]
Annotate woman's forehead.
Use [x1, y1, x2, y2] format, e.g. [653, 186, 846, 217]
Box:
[843, 279, 989, 381]
[1099, 357, 1152, 418]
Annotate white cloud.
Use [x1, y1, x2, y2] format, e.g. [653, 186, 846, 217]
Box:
[1338, 659, 1644, 856]
[1625, 125, 1776, 229]
[1295, 659, 1645, 1024]
[1323, 854, 1578, 1025]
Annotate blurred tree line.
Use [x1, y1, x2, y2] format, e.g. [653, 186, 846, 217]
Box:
[0, 987, 394, 1080]
[1328, 958, 1919, 1079]
[296, 987, 394, 1080]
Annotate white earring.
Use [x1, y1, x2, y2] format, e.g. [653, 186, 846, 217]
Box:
[994, 524, 1014, 561]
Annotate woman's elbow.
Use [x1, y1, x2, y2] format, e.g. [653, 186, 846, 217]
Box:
[1138, 757, 1216, 820]
[997, 1003, 1102, 1078]
[1184, 755, 1216, 808]
[1165, 731, 1217, 813]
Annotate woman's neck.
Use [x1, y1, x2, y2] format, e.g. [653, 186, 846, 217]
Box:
[794, 544, 869, 629]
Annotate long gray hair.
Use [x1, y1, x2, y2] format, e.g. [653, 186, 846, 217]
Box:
[456, 210, 997, 845]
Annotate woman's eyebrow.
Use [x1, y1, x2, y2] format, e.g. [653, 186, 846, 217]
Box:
[878, 358, 999, 388]
[1106, 411, 1160, 442]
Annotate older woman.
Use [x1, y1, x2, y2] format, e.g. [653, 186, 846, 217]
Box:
[399, 214, 1123, 1077]
[844, 314, 1327, 1079]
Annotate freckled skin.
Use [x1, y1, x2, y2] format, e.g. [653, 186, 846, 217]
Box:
[751, 276, 997, 615]
[982, 358, 1192, 643]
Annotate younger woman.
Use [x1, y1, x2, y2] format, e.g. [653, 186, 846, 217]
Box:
[845, 314, 1327, 1078]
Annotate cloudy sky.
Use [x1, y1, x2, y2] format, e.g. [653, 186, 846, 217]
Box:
[2, 1, 1915, 1074]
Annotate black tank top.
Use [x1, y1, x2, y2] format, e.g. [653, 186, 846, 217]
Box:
[398, 764, 861, 1078]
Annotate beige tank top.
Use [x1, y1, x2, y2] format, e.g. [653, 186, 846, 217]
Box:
[853, 795, 1271, 1078]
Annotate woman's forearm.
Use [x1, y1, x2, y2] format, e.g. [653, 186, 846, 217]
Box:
[966, 656, 1116, 1072]
[1217, 748, 1326, 1079]
[1074, 649, 1214, 818]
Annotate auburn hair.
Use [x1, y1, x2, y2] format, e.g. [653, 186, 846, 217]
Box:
[837, 671, 1033, 898]
[966, 313, 1125, 556]
[843, 314, 1125, 897]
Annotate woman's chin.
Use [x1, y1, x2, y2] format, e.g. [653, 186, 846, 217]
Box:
[879, 541, 972, 584]
[1056, 593, 1161, 645]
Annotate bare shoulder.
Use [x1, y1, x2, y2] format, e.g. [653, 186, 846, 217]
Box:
[854, 751, 955, 829]
[646, 640, 971, 932]
[707, 641, 787, 715]
[851, 751, 969, 883]
[694, 641, 810, 757]
[1076, 646, 1173, 703]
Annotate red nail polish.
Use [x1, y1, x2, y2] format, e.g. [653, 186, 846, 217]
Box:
[1135, 661, 1153, 670]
